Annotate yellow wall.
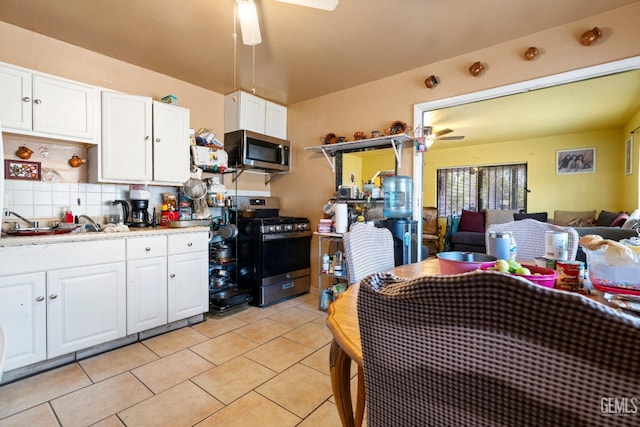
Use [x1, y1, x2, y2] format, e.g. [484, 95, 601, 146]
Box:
[424, 128, 625, 214]
[623, 108, 640, 209]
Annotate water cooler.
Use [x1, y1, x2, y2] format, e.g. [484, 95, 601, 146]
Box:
[381, 176, 418, 266]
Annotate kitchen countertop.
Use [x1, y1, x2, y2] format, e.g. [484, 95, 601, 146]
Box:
[0, 226, 211, 247]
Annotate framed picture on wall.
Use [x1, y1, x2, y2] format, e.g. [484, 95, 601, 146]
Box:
[4, 159, 41, 181]
[556, 148, 596, 174]
[625, 136, 633, 175]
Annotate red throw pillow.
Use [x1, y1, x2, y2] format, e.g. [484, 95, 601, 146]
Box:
[610, 212, 629, 227]
[458, 209, 485, 233]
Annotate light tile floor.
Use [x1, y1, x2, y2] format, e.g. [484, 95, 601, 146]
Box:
[0, 292, 365, 427]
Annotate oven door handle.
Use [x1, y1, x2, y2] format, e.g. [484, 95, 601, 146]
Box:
[262, 230, 312, 241]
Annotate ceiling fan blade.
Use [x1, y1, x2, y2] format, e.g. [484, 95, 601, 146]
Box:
[275, 0, 339, 11]
[437, 135, 465, 141]
[435, 128, 454, 137]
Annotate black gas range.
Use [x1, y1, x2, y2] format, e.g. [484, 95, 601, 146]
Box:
[231, 197, 311, 306]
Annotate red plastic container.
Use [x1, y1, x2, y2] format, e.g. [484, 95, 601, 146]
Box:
[480, 263, 557, 288]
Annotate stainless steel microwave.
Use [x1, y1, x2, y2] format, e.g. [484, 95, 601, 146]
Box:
[224, 130, 290, 173]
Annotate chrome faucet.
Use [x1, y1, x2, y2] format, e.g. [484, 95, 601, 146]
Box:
[5, 211, 37, 229]
[77, 215, 101, 232]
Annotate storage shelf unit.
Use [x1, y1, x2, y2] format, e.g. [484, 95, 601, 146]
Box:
[304, 133, 412, 172]
[315, 232, 349, 310]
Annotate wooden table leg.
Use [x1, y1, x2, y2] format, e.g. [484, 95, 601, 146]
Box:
[329, 338, 355, 427]
[354, 364, 365, 426]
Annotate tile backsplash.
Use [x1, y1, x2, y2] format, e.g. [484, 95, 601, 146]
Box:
[2, 180, 178, 223]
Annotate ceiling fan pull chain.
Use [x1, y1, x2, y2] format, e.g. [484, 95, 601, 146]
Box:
[252, 44, 256, 94]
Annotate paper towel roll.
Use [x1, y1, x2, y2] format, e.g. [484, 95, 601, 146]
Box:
[335, 203, 348, 233]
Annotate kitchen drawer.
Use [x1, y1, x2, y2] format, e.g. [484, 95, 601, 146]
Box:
[168, 232, 208, 255]
[126, 235, 168, 260]
[0, 239, 125, 276]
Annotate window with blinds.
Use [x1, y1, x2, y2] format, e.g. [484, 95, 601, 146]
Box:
[437, 163, 527, 217]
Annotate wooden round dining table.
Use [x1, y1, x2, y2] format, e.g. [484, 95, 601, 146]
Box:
[325, 258, 441, 427]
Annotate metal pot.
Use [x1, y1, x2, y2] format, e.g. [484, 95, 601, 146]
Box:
[214, 243, 233, 261]
[241, 208, 257, 219]
[210, 287, 238, 300]
[214, 268, 230, 278]
[211, 276, 229, 287]
[219, 223, 238, 240]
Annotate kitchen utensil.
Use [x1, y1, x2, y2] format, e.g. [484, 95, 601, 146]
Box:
[182, 177, 210, 219]
[220, 223, 238, 240]
[113, 200, 130, 225]
[211, 276, 229, 287]
[214, 243, 233, 261]
[436, 251, 497, 274]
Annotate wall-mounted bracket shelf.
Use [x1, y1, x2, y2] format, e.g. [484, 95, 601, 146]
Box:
[231, 167, 288, 185]
[304, 134, 412, 172]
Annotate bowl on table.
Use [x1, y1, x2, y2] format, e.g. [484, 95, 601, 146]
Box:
[436, 251, 497, 275]
[480, 263, 557, 288]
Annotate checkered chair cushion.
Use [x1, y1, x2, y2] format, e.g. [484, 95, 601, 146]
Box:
[486, 218, 579, 261]
[358, 270, 640, 427]
[342, 223, 395, 284]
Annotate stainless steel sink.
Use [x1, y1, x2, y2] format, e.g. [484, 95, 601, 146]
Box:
[4, 227, 77, 237]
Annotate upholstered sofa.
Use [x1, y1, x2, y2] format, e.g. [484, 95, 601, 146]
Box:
[448, 208, 639, 261]
[448, 209, 523, 253]
[553, 209, 639, 262]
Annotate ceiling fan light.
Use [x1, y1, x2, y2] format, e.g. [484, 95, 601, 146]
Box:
[276, 0, 339, 11]
[237, 0, 262, 45]
[424, 126, 435, 147]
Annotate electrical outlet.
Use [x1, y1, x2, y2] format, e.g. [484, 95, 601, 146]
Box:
[3, 209, 9, 217]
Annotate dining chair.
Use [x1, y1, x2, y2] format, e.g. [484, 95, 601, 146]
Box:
[357, 270, 640, 427]
[421, 206, 441, 256]
[341, 223, 395, 427]
[486, 218, 579, 262]
[342, 223, 395, 285]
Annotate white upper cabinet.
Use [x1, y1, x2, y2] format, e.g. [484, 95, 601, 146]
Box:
[99, 91, 153, 182]
[0, 62, 97, 143]
[153, 101, 190, 184]
[94, 93, 190, 184]
[265, 102, 287, 139]
[225, 90, 287, 139]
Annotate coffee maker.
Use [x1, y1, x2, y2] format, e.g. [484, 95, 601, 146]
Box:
[128, 185, 150, 227]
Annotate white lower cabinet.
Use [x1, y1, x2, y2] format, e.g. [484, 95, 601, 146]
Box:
[167, 232, 209, 322]
[47, 263, 126, 358]
[126, 235, 168, 334]
[0, 272, 47, 371]
[0, 230, 209, 374]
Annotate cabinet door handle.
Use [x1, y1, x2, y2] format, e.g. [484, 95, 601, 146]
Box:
[34, 99, 42, 104]
[187, 242, 193, 247]
[155, 137, 161, 142]
[36, 296, 45, 302]
[22, 96, 31, 102]
[49, 294, 58, 300]
[145, 136, 150, 141]
[170, 273, 176, 278]
[145, 247, 151, 251]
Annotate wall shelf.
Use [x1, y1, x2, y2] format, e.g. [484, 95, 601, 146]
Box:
[304, 133, 412, 172]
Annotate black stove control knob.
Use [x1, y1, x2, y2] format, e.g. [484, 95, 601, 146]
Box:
[297, 223, 309, 230]
[274, 225, 283, 232]
[285, 224, 293, 231]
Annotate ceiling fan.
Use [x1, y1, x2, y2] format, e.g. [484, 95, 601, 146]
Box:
[424, 126, 465, 142]
[237, 0, 339, 46]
